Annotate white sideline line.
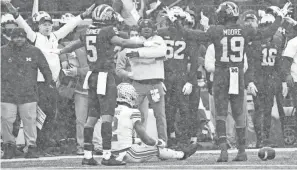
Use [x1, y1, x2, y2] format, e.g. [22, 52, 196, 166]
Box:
[1, 148, 297, 163]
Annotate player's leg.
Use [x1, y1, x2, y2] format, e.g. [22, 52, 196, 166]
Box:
[189, 85, 200, 143]
[230, 69, 247, 161]
[164, 72, 177, 146]
[82, 73, 100, 165]
[252, 92, 266, 148]
[148, 82, 167, 143]
[176, 77, 191, 144]
[123, 145, 159, 163]
[213, 68, 230, 162]
[98, 73, 125, 166]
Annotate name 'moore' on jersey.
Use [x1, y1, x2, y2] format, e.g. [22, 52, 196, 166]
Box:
[80, 25, 119, 72]
[178, 16, 282, 69]
[111, 105, 141, 151]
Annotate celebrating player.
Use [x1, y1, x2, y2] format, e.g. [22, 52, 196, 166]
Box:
[55, 4, 159, 166]
[112, 83, 199, 163]
[164, 1, 287, 162]
[157, 7, 198, 147]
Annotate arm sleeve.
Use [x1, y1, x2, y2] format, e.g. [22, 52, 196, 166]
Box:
[15, 15, 37, 43]
[187, 42, 199, 85]
[54, 15, 83, 40]
[37, 49, 53, 83]
[245, 47, 255, 85]
[204, 44, 216, 73]
[138, 36, 167, 58]
[174, 20, 211, 42]
[249, 16, 282, 42]
[116, 51, 130, 78]
[60, 39, 84, 54]
[112, 0, 123, 13]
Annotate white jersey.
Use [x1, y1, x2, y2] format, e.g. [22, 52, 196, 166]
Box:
[15, 15, 82, 82]
[112, 105, 141, 151]
[282, 36, 297, 82]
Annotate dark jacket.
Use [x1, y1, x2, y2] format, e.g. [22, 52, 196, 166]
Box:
[1, 42, 53, 104]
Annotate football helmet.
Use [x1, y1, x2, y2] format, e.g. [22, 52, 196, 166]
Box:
[60, 13, 75, 24]
[216, 1, 239, 25]
[92, 4, 117, 25]
[170, 6, 185, 18]
[117, 83, 138, 108]
[1, 13, 17, 26]
[32, 11, 51, 23]
[183, 11, 195, 28]
[259, 14, 275, 27]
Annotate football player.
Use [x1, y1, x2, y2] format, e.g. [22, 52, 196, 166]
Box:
[1, 13, 18, 46]
[157, 6, 198, 147]
[55, 4, 156, 166]
[164, 1, 287, 162]
[112, 83, 199, 163]
[245, 13, 290, 148]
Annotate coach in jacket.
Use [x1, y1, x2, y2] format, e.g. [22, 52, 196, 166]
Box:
[1, 28, 53, 159]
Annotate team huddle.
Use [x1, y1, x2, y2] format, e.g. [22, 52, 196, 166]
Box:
[2, 0, 297, 167]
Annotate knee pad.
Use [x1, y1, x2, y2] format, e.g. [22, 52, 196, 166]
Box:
[101, 122, 112, 150]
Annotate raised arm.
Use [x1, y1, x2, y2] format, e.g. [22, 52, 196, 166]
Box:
[111, 36, 144, 48]
[174, 20, 210, 41]
[54, 4, 95, 40]
[5, 2, 36, 43]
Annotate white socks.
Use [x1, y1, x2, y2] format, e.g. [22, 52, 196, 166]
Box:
[84, 150, 92, 159]
[158, 148, 184, 159]
[103, 150, 111, 160]
[170, 132, 176, 138]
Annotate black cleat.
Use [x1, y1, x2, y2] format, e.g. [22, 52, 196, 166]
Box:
[179, 143, 199, 160]
[82, 157, 99, 166]
[217, 150, 228, 162]
[101, 155, 126, 166]
[232, 152, 248, 161]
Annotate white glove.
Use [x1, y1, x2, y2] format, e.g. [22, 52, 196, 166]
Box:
[248, 82, 258, 96]
[267, 6, 284, 18]
[49, 49, 62, 55]
[282, 82, 288, 97]
[161, 82, 167, 92]
[182, 82, 193, 95]
[200, 11, 209, 31]
[155, 139, 166, 148]
[281, 2, 293, 16]
[163, 6, 177, 22]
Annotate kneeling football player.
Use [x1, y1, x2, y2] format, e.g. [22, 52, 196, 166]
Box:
[112, 83, 199, 163]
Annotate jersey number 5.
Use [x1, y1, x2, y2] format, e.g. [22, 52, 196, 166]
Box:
[220, 36, 244, 62]
[165, 40, 186, 59]
[86, 36, 98, 62]
[261, 48, 276, 66]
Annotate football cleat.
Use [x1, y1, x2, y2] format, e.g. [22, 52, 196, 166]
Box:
[82, 157, 99, 166]
[179, 143, 199, 160]
[232, 152, 248, 161]
[101, 155, 126, 166]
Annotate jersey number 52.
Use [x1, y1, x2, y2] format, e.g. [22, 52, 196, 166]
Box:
[86, 36, 98, 62]
[220, 36, 244, 62]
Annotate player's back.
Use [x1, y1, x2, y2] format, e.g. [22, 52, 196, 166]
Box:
[158, 27, 188, 73]
[83, 25, 118, 72]
[112, 105, 141, 151]
[209, 24, 247, 69]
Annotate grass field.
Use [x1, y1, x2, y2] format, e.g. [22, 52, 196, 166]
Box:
[1, 148, 297, 169]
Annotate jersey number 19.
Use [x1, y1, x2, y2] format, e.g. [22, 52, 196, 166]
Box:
[220, 36, 244, 62]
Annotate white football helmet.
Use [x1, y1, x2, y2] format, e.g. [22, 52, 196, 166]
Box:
[259, 14, 275, 27]
[1, 13, 17, 26]
[117, 83, 138, 108]
[32, 11, 51, 23]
